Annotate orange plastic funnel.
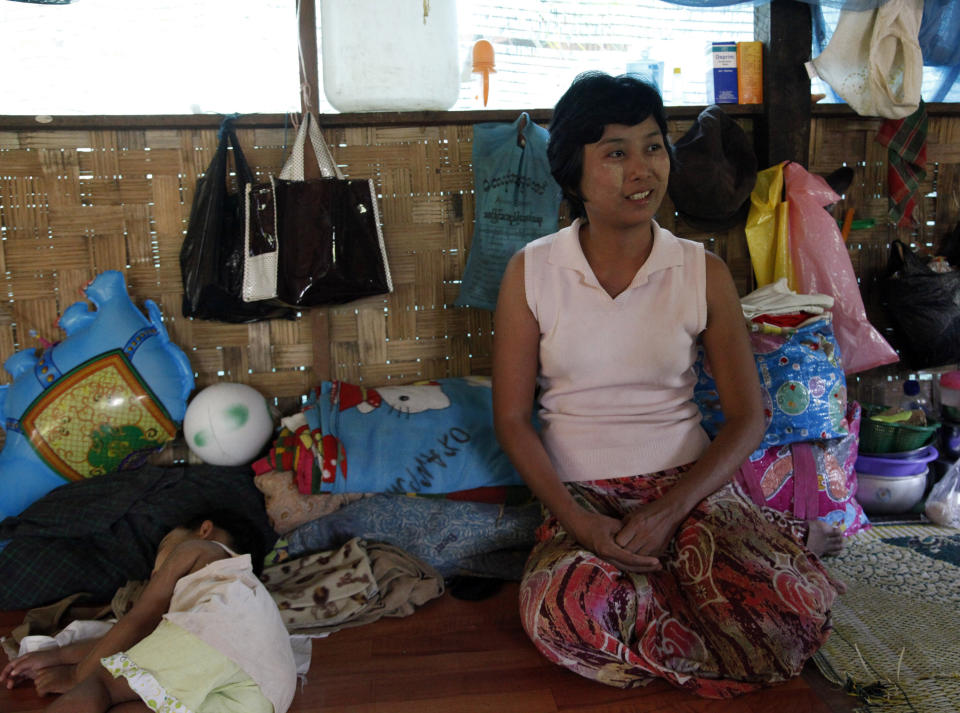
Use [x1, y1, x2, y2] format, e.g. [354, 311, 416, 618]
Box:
[472, 40, 495, 106]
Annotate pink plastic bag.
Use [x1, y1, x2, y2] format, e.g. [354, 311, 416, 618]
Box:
[783, 162, 899, 374]
[735, 402, 869, 536]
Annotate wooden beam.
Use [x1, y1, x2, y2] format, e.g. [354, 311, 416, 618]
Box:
[754, 0, 813, 167]
[0, 105, 776, 132]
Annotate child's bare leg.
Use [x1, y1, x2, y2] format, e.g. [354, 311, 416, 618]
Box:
[45, 666, 140, 713]
[108, 702, 152, 712]
[34, 664, 78, 696]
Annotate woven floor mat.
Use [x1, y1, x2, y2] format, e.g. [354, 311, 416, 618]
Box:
[813, 523, 960, 712]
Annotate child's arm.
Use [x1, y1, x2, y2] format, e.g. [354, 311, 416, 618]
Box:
[1, 637, 99, 689]
[1, 649, 59, 689]
[72, 541, 206, 683]
[54, 638, 101, 665]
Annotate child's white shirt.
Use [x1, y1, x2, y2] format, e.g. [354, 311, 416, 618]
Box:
[163, 544, 296, 713]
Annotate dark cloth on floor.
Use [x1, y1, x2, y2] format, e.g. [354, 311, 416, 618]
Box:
[9, 580, 148, 646]
[10, 592, 112, 643]
[0, 464, 275, 610]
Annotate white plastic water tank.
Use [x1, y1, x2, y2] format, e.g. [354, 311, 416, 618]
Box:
[321, 0, 460, 112]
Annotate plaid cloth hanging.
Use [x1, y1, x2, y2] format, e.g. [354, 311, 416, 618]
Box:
[876, 101, 928, 228]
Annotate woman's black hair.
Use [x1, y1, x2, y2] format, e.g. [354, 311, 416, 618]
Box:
[184, 510, 268, 577]
[547, 71, 674, 220]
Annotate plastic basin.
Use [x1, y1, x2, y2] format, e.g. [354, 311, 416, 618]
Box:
[854, 445, 938, 477]
[857, 469, 928, 515]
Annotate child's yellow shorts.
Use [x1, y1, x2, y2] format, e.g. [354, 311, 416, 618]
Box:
[101, 619, 274, 713]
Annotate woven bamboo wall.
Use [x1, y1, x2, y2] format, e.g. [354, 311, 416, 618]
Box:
[0, 117, 748, 401]
[2, 111, 957, 454]
[808, 113, 960, 404]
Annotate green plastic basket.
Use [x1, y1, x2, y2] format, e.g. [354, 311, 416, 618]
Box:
[859, 404, 940, 454]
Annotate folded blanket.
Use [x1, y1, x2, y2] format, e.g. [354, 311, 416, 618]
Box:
[256, 377, 527, 496]
[282, 494, 540, 580]
[261, 537, 444, 636]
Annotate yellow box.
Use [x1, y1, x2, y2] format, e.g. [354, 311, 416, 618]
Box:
[737, 41, 763, 104]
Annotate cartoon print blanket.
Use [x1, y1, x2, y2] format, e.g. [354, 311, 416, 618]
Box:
[291, 376, 525, 495]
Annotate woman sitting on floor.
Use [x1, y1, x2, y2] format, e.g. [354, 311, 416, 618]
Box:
[492, 71, 843, 698]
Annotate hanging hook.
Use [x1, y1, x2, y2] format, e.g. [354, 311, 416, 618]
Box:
[517, 113, 528, 148]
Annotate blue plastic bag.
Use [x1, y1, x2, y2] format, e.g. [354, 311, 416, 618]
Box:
[455, 113, 561, 310]
[694, 317, 849, 447]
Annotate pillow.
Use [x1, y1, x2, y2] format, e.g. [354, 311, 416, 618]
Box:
[0, 270, 193, 521]
[694, 316, 850, 447]
[253, 470, 367, 534]
[300, 376, 525, 495]
[735, 402, 869, 536]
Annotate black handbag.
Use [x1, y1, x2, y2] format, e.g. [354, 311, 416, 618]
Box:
[880, 239, 960, 369]
[179, 117, 295, 323]
[274, 176, 393, 306]
[244, 113, 392, 308]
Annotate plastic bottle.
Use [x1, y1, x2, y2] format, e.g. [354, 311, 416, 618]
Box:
[667, 66, 684, 105]
[901, 379, 932, 419]
[626, 58, 664, 96]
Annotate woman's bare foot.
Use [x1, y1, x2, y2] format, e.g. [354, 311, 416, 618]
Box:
[806, 520, 844, 557]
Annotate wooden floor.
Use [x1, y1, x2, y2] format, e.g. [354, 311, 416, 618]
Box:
[1, 582, 857, 713]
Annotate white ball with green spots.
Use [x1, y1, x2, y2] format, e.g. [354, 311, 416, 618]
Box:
[182, 383, 274, 466]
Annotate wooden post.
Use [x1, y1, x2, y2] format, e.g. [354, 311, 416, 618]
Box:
[754, 0, 813, 167]
[297, 0, 320, 119]
[297, 0, 325, 181]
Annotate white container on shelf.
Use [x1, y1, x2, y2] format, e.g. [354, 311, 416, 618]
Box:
[320, 0, 460, 112]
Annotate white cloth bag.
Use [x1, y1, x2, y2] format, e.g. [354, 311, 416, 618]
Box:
[808, 0, 923, 119]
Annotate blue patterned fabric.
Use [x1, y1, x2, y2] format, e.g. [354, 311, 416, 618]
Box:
[303, 377, 526, 495]
[664, 1, 888, 6]
[694, 318, 849, 448]
[283, 494, 541, 579]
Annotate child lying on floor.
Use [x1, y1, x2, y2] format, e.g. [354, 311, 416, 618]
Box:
[1, 510, 296, 713]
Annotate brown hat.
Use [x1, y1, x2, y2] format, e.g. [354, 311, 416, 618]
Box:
[668, 105, 758, 232]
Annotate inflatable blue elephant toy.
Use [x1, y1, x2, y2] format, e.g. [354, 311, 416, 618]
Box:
[0, 271, 194, 520]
